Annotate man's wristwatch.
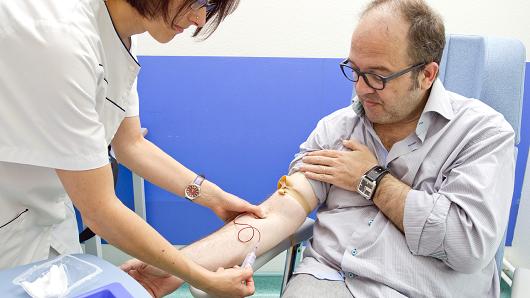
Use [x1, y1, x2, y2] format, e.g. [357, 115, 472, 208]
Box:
[184, 174, 205, 201]
[357, 166, 389, 200]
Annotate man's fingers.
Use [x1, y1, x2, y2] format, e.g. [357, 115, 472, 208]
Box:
[342, 139, 365, 151]
[120, 259, 140, 271]
[306, 149, 339, 158]
[302, 155, 335, 166]
[300, 164, 333, 175]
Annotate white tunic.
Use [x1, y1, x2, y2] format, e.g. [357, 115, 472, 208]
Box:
[0, 0, 140, 269]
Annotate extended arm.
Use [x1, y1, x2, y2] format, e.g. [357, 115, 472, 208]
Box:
[121, 172, 319, 296]
[182, 172, 318, 269]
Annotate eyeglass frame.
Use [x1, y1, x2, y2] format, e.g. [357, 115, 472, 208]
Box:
[339, 59, 426, 90]
[191, 0, 216, 14]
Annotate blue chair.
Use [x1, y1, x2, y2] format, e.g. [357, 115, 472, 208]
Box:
[190, 34, 527, 297]
[437, 35, 526, 277]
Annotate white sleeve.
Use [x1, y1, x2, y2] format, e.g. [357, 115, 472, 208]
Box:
[125, 78, 140, 117]
[125, 36, 140, 117]
[0, 23, 108, 170]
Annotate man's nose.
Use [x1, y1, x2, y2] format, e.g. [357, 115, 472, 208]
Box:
[355, 75, 376, 95]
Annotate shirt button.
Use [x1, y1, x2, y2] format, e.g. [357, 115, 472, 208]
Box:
[351, 248, 357, 256]
[368, 219, 374, 226]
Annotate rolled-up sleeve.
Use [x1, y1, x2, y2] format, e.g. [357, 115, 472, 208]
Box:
[288, 118, 338, 204]
[404, 127, 515, 273]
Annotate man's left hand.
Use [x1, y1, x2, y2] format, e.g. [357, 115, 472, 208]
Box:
[300, 139, 378, 191]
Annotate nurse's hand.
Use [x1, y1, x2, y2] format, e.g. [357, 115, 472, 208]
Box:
[120, 259, 182, 298]
[207, 191, 266, 222]
[204, 266, 255, 298]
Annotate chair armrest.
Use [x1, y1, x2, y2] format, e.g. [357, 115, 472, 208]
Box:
[254, 217, 314, 269]
[511, 267, 530, 298]
[189, 218, 315, 298]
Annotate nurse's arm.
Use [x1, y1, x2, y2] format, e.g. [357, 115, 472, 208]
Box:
[122, 172, 319, 295]
[111, 116, 263, 220]
[55, 166, 252, 296]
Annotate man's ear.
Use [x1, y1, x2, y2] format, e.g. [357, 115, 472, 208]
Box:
[420, 62, 439, 90]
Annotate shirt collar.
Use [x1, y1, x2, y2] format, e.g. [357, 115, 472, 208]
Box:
[351, 78, 454, 142]
[415, 79, 454, 142]
[422, 79, 454, 121]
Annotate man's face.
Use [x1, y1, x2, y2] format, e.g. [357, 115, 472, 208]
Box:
[349, 10, 426, 126]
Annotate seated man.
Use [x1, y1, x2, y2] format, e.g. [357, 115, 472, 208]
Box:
[121, 0, 515, 297]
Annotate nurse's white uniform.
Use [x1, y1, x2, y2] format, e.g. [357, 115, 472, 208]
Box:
[0, 0, 140, 269]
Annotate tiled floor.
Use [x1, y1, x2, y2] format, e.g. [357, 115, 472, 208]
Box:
[169, 275, 512, 298]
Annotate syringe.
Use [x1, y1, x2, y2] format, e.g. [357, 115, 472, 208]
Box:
[241, 242, 259, 269]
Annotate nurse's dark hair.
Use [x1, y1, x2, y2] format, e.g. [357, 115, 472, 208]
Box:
[361, 0, 445, 66]
[125, 0, 239, 39]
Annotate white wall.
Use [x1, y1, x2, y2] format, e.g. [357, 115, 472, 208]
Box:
[138, 0, 530, 60]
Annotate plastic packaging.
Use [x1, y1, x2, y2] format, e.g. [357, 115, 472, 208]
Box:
[12, 255, 102, 298]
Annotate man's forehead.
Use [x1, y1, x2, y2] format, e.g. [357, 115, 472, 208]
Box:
[350, 11, 410, 68]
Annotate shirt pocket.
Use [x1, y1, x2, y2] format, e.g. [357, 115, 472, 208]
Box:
[0, 208, 29, 251]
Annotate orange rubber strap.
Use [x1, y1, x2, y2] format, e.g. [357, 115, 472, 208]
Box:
[277, 175, 312, 215]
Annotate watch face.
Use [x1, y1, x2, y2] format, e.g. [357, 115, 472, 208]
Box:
[357, 177, 375, 200]
[185, 185, 200, 199]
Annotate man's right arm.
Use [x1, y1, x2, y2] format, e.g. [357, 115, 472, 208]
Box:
[121, 172, 319, 296]
[182, 172, 319, 269]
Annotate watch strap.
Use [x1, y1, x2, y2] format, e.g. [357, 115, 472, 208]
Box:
[193, 174, 205, 186]
[365, 166, 389, 182]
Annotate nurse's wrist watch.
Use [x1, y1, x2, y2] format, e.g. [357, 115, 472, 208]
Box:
[184, 174, 205, 201]
[357, 166, 389, 200]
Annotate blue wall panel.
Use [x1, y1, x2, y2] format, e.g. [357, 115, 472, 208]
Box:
[507, 62, 530, 245]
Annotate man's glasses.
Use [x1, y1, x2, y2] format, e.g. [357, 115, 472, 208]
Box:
[191, 0, 216, 14]
[339, 59, 426, 90]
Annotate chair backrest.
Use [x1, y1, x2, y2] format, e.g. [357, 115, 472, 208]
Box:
[438, 34, 526, 273]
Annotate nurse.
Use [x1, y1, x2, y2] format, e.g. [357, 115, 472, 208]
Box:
[0, 0, 261, 296]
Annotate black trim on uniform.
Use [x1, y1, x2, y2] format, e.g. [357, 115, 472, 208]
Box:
[0, 209, 29, 229]
[105, 97, 125, 112]
[103, 1, 140, 67]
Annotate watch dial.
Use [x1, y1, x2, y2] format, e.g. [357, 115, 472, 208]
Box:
[359, 180, 367, 192]
[186, 185, 200, 198]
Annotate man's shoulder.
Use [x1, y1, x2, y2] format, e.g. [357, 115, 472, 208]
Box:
[447, 90, 514, 133]
[318, 105, 361, 127]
